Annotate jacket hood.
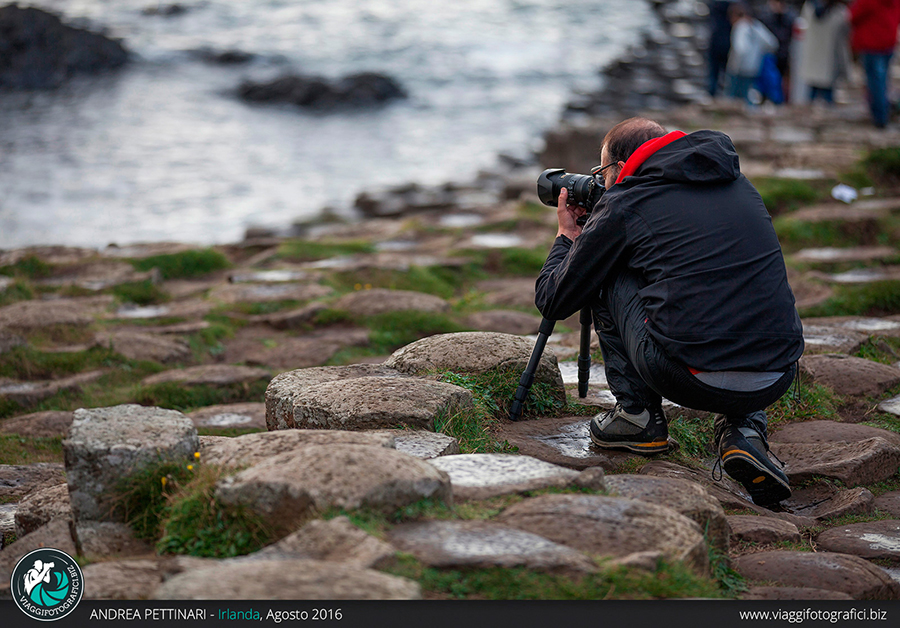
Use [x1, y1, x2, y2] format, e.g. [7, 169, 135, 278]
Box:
[625, 130, 741, 185]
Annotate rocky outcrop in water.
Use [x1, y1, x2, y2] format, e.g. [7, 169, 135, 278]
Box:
[0, 4, 128, 89]
[238, 72, 406, 110]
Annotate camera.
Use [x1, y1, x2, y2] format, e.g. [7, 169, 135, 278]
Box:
[536, 168, 606, 222]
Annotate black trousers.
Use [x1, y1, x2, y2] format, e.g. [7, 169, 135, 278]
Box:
[594, 270, 796, 436]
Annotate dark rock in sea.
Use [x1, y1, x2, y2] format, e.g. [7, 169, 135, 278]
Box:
[193, 47, 255, 65]
[238, 72, 406, 109]
[141, 4, 187, 17]
[0, 4, 128, 89]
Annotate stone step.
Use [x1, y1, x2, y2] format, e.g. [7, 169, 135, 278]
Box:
[388, 520, 597, 573]
[497, 493, 709, 575]
[799, 354, 900, 396]
[734, 551, 900, 599]
[427, 453, 596, 501]
[727, 515, 801, 545]
[772, 438, 900, 486]
[816, 520, 900, 563]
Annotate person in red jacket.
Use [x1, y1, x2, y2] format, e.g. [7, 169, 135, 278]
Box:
[850, 0, 900, 127]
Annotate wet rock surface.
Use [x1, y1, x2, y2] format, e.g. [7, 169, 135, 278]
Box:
[800, 325, 869, 355]
[428, 454, 581, 500]
[780, 483, 875, 521]
[0, 370, 105, 408]
[393, 431, 459, 459]
[188, 402, 267, 430]
[63, 404, 199, 522]
[238, 72, 406, 110]
[816, 520, 900, 563]
[497, 494, 708, 574]
[494, 415, 646, 471]
[388, 520, 596, 573]
[0, 5, 128, 89]
[733, 551, 900, 600]
[155, 559, 421, 599]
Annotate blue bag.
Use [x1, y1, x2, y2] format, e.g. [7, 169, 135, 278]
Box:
[755, 53, 784, 104]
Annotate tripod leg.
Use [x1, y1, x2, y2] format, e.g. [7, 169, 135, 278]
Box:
[509, 318, 555, 422]
[577, 307, 592, 398]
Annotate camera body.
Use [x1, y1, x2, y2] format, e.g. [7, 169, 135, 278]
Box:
[537, 168, 606, 225]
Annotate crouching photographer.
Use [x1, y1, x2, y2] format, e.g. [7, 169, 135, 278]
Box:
[535, 117, 804, 506]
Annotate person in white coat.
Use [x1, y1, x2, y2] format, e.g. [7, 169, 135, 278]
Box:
[799, 0, 851, 103]
[727, 3, 779, 103]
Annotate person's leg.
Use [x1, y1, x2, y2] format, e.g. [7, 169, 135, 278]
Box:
[590, 272, 666, 453]
[863, 52, 891, 128]
[714, 409, 791, 505]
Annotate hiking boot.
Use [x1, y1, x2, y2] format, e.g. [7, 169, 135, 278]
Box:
[589, 404, 669, 454]
[714, 417, 791, 506]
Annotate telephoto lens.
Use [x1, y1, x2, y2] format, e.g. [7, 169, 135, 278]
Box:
[536, 168, 605, 211]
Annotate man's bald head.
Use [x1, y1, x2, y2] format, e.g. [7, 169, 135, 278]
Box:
[601, 117, 667, 166]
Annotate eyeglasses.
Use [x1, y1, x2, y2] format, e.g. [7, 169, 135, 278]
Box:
[590, 163, 616, 176]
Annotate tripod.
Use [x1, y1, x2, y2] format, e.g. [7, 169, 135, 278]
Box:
[509, 307, 593, 421]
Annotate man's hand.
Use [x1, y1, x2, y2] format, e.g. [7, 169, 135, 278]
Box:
[556, 188, 586, 240]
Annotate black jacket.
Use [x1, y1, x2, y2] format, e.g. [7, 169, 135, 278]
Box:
[535, 130, 804, 372]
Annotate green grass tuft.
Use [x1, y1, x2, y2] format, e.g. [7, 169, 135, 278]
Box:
[134, 380, 269, 413]
[767, 383, 839, 429]
[276, 240, 375, 262]
[112, 280, 170, 306]
[800, 280, 900, 317]
[130, 249, 230, 280]
[0, 281, 35, 306]
[434, 369, 563, 453]
[367, 311, 464, 353]
[0, 256, 54, 279]
[111, 457, 198, 540]
[327, 265, 484, 300]
[156, 466, 273, 558]
[0, 435, 64, 464]
[864, 146, 900, 184]
[754, 178, 822, 214]
[0, 345, 124, 380]
[382, 554, 724, 600]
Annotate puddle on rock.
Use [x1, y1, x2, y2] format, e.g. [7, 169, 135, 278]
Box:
[469, 233, 523, 248]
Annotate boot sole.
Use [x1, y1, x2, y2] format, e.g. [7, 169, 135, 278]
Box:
[722, 449, 792, 505]
[589, 434, 669, 455]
